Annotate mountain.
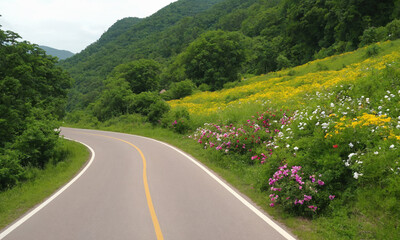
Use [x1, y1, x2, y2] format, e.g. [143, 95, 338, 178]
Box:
[60, 0, 399, 111]
[39, 45, 74, 60]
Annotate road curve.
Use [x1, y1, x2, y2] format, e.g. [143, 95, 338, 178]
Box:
[1, 127, 296, 240]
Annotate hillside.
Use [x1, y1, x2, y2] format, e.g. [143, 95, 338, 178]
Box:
[39, 45, 74, 60]
[61, 0, 229, 109]
[61, 0, 398, 111]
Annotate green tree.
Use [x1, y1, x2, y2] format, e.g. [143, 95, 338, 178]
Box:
[180, 30, 246, 90]
[111, 59, 161, 94]
[91, 77, 134, 121]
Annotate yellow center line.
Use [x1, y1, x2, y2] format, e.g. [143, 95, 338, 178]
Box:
[81, 132, 164, 240]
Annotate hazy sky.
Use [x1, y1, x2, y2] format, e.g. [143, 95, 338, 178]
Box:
[0, 0, 177, 53]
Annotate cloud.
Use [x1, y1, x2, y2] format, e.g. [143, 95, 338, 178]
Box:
[0, 0, 176, 53]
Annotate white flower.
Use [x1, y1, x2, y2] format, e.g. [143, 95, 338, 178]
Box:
[348, 153, 357, 159]
[294, 147, 299, 151]
[389, 144, 395, 149]
[366, 98, 370, 103]
[374, 151, 379, 155]
[353, 172, 363, 179]
[378, 106, 382, 110]
[330, 103, 335, 108]
[286, 144, 290, 148]
[321, 123, 329, 129]
[316, 122, 320, 126]
[349, 142, 354, 148]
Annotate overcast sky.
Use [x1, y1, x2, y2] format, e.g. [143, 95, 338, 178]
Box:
[0, 0, 177, 53]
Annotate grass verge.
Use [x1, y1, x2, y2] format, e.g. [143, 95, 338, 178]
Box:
[0, 138, 89, 230]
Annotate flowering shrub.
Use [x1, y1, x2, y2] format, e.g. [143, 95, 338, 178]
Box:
[189, 110, 292, 163]
[268, 164, 334, 216]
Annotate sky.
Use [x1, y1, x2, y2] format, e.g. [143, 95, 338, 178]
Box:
[0, 0, 177, 53]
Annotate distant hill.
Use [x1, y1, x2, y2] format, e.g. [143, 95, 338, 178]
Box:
[39, 45, 74, 60]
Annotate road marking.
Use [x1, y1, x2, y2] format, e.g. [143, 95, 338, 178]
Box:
[86, 133, 164, 240]
[0, 138, 95, 239]
[132, 134, 297, 240]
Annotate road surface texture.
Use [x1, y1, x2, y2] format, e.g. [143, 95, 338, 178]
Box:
[1, 128, 296, 240]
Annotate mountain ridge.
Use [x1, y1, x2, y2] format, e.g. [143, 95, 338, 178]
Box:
[39, 45, 74, 60]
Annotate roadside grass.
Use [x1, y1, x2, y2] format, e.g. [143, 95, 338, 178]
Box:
[0, 139, 89, 230]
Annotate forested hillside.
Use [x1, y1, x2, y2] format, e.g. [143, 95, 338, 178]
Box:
[0, 27, 72, 189]
[62, 0, 399, 112]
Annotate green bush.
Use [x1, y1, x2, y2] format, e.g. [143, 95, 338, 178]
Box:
[147, 100, 170, 124]
[13, 119, 59, 168]
[0, 150, 25, 191]
[364, 44, 381, 57]
[162, 107, 192, 134]
[167, 80, 195, 100]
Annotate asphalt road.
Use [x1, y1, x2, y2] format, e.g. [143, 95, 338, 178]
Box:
[1, 128, 296, 240]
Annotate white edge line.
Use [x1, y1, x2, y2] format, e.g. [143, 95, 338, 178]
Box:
[133, 135, 296, 240]
[0, 138, 95, 239]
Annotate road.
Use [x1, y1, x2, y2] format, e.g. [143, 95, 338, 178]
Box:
[1, 128, 296, 240]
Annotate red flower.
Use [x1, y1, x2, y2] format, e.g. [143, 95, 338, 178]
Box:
[333, 145, 338, 148]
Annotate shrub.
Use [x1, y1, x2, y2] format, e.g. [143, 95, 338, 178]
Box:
[0, 149, 24, 190]
[364, 44, 381, 57]
[147, 100, 170, 124]
[168, 80, 195, 100]
[268, 164, 335, 216]
[162, 107, 192, 134]
[13, 119, 59, 168]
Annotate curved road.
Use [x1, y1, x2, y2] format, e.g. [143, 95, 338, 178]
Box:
[1, 128, 296, 240]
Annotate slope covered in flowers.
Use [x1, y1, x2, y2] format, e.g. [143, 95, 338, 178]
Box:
[169, 41, 400, 118]
[169, 40, 400, 239]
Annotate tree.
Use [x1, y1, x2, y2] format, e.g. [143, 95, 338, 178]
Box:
[91, 77, 134, 121]
[110, 59, 161, 94]
[180, 30, 246, 90]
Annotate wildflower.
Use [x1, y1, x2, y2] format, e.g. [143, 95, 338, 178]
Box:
[308, 205, 317, 211]
[270, 203, 275, 207]
[374, 151, 379, 155]
[333, 145, 338, 148]
[349, 142, 354, 148]
[329, 195, 335, 200]
[317, 180, 325, 186]
[294, 146, 299, 151]
[353, 172, 363, 179]
[251, 155, 258, 160]
[304, 195, 312, 201]
[389, 144, 395, 149]
[330, 103, 335, 108]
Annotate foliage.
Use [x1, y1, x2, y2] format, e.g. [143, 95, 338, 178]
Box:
[110, 59, 161, 94]
[0, 27, 71, 190]
[178, 30, 246, 90]
[162, 107, 192, 134]
[164, 79, 196, 100]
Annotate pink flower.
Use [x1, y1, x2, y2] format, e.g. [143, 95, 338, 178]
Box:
[317, 180, 325, 186]
[329, 195, 335, 200]
[251, 155, 258, 160]
[270, 203, 275, 207]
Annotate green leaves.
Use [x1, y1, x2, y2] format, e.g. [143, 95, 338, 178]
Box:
[179, 30, 246, 90]
[0, 27, 71, 190]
